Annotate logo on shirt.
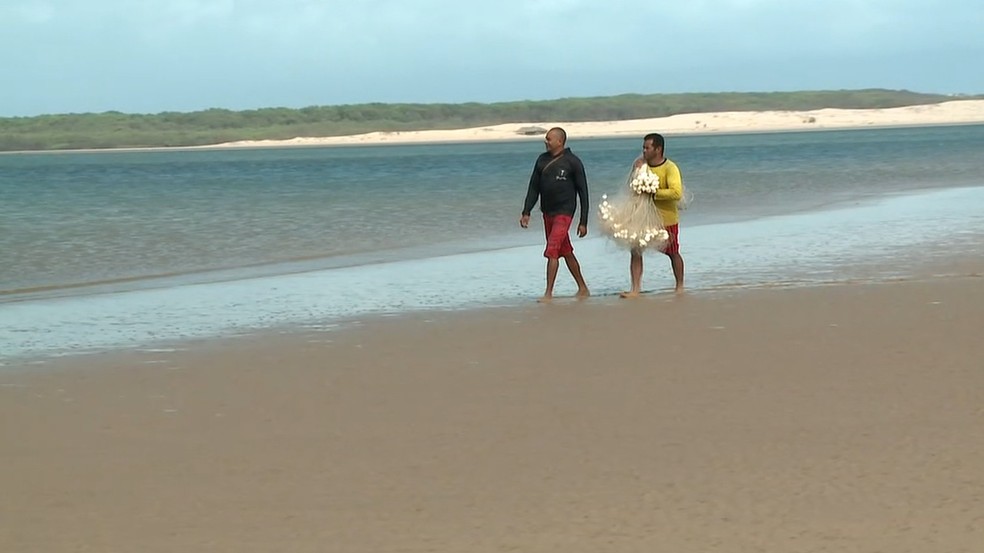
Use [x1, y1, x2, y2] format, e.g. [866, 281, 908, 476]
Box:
[555, 169, 568, 181]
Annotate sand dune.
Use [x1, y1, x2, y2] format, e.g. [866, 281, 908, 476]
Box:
[212, 99, 984, 148]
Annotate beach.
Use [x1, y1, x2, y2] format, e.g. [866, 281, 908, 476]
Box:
[5, 0, 984, 547]
[3, 109, 984, 552]
[2, 263, 983, 552]
[209, 99, 984, 148]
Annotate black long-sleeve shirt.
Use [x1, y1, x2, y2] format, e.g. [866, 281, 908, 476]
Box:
[522, 148, 589, 227]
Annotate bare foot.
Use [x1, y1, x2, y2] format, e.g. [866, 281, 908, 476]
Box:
[537, 295, 553, 303]
[575, 288, 591, 299]
[674, 286, 685, 295]
[619, 290, 641, 299]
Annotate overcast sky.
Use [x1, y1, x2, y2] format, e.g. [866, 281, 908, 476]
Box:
[2, 0, 982, 116]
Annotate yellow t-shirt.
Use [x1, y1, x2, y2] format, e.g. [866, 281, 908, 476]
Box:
[647, 159, 683, 226]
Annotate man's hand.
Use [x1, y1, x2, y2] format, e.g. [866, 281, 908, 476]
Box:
[519, 214, 530, 228]
[577, 224, 587, 238]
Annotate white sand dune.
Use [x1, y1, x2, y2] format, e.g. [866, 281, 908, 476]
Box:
[211, 99, 984, 148]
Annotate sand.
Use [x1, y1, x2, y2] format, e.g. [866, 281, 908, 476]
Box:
[209, 99, 984, 149]
[3, 263, 984, 552]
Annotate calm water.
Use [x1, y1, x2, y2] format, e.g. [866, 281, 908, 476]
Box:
[2, 125, 984, 360]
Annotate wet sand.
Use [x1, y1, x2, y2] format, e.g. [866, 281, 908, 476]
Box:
[3, 263, 984, 552]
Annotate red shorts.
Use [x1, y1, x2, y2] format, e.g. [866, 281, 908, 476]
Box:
[543, 213, 574, 259]
[661, 224, 680, 255]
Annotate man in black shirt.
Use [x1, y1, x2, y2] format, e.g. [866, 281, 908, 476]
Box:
[520, 127, 590, 301]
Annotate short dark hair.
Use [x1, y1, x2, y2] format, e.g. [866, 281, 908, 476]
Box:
[548, 127, 567, 144]
[644, 133, 664, 150]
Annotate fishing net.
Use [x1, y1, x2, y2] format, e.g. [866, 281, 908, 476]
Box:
[597, 165, 673, 251]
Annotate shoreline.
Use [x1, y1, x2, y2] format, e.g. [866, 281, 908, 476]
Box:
[3, 249, 982, 371]
[3, 100, 984, 154]
[5, 262, 983, 371]
[4, 183, 984, 365]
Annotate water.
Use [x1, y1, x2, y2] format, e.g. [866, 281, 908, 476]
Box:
[2, 125, 984, 360]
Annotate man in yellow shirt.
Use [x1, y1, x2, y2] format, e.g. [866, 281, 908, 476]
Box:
[622, 133, 685, 296]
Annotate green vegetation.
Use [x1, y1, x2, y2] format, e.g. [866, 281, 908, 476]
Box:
[1, 89, 977, 152]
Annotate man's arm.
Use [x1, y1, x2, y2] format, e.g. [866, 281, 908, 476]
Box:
[522, 162, 541, 216]
[654, 163, 683, 201]
[520, 161, 541, 228]
[573, 157, 589, 228]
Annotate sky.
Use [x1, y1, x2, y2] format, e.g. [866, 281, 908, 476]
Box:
[2, 0, 983, 116]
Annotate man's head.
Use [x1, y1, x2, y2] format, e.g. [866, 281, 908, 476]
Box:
[544, 127, 567, 155]
[642, 132, 665, 165]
